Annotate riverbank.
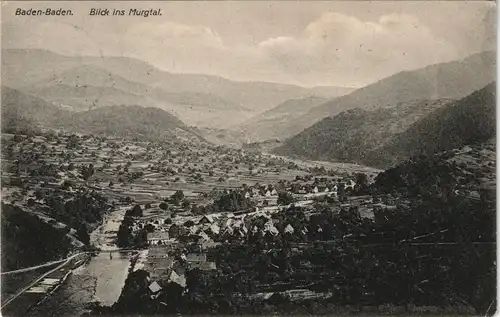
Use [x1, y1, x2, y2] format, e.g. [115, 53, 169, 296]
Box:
[2, 254, 89, 317]
[90, 206, 129, 251]
[23, 206, 135, 317]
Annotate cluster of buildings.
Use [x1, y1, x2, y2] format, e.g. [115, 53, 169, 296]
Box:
[143, 244, 217, 294]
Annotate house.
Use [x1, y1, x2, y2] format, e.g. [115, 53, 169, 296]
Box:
[186, 253, 207, 263]
[198, 231, 210, 241]
[201, 240, 219, 249]
[244, 192, 251, 199]
[206, 223, 220, 235]
[189, 261, 217, 271]
[313, 186, 319, 193]
[147, 232, 170, 245]
[345, 180, 356, 190]
[271, 189, 278, 196]
[169, 224, 188, 239]
[188, 226, 198, 235]
[198, 215, 215, 225]
[284, 224, 294, 234]
[149, 281, 162, 293]
[263, 220, 279, 236]
[168, 270, 186, 288]
[148, 246, 171, 258]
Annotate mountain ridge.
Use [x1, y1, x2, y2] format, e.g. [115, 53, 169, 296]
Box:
[2, 48, 353, 116]
[274, 82, 495, 169]
[1, 86, 203, 142]
[261, 51, 495, 141]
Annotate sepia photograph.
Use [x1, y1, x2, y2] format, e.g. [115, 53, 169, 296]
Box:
[0, 0, 497, 316]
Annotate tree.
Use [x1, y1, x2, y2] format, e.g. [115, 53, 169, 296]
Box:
[214, 190, 253, 212]
[79, 164, 95, 181]
[66, 134, 80, 149]
[127, 205, 143, 217]
[114, 270, 151, 312]
[145, 224, 155, 233]
[171, 190, 185, 205]
[159, 202, 168, 211]
[134, 229, 149, 248]
[75, 222, 90, 245]
[338, 183, 346, 202]
[117, 223, 133, 247]
[277, 192, 295, 205]
[355, 173, 369, 195]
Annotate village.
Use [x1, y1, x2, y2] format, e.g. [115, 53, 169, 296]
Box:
[1, 130, 385, 313]
[2, 129, 492, 315]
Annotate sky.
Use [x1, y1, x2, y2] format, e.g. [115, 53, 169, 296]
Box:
[1, 1, 496, 87]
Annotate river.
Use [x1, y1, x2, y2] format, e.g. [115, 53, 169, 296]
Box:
[27, 207, 132, 316]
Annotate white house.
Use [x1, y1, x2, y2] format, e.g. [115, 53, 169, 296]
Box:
[345, 180, 356, 190]
[209, 223, 220, 235]
[284, 224, 294, 234]
[263, 220, 279, 236]
[168, 270, 186, 288]
[149, 281, 162, 293]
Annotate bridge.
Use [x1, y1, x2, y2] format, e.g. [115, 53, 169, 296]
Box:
[1, 248, 139, 276]
[1, 247, 142, 310]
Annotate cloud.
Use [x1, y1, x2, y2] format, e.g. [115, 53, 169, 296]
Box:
[255, 12, 459, 85]
[1, 1, 493, 87]
[127, 21, 224, 48]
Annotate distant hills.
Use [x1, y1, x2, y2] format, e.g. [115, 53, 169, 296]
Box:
[2, 49, 351, 129]
[275, 82, 495, 169]
[1, 86, 201, 141]
[1, 86, 64, 133]
[248, 51, 495, 142]
[3, 48, 495, 159]
[232, 96, 331, 142]
[63, 105, 193, 140]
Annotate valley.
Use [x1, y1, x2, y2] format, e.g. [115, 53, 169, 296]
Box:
[0, 9, 496, 315]
[0, 120, 495, 315]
